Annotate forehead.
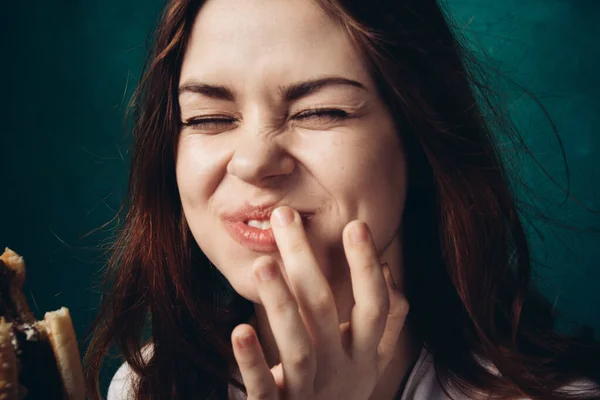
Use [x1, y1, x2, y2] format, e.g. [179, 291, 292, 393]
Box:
[180, 0, 372, 91]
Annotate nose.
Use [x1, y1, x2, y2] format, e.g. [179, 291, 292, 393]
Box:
[226, 130, 295, 187]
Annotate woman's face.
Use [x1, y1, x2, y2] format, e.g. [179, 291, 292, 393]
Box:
[176, 0, 407, 303]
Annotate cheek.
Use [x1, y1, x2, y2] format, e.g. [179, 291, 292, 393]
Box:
[330, 134, 405, 200]
[176, 144, 221, 260]
[176, 136, 223, 208]
[337, 137, 406, 248]
[372, 147, 407, 248]
[176, 154, 201, 209]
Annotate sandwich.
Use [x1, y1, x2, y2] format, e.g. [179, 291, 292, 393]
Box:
[0, 248, 85, 399]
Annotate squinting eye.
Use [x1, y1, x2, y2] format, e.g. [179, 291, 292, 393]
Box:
[293, 108, 349, 122]
[181, 116, 237, 131]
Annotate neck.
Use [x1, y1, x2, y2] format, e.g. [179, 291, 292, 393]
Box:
[250, 231, 421, 399]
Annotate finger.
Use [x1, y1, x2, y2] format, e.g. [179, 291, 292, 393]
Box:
[232, 324, 278, 400]
[339, 321, 352, 352]
[376, 264, 410, 372]
[270, 207, 342, 353]
[344, 221, 390, 364]
[252, 256, 315, 396]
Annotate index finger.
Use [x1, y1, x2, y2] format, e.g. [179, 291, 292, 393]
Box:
[270, 207, 341, 351]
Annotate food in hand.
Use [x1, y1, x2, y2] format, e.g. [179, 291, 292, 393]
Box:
[0, 248, 84, 400]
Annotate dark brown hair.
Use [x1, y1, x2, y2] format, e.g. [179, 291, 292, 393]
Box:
[84, 0, 600, 399]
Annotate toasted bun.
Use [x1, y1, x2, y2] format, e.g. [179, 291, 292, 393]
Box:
[0, 248, 34, 323]
[0, 318, 19, 400]
[0, 248, 85, 400]
[41, 308, 85, 400]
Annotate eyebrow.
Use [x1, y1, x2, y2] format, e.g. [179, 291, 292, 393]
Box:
[178, 77, 367, 102]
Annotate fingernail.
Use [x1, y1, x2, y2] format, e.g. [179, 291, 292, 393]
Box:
[236, 332, 254, 348]
[256, 262, 278, 281]
[350, 222, 368, 243]
[273, 207, 294, 227]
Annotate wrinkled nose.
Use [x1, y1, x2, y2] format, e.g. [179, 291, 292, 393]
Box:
[226, 133, 295, 187]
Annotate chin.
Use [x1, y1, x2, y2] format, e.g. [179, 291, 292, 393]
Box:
[233, 284, 262, 305]
[216, 260, 261, 304]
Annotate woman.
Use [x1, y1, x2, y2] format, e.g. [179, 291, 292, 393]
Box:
[84, 0, 600, 399]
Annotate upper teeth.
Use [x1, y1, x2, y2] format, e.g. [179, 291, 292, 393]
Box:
[247, 220, 272, 230]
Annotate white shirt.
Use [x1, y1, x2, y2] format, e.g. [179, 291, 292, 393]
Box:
[108, 346, 598, 399]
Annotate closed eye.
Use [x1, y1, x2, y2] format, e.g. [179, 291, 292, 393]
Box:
[292, 108, 349, 122]
[181, 108, 350, 133]
[181, 116, 237, 130]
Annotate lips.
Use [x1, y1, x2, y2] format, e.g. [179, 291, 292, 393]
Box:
[221, 203, 313, 224]
[221, 202, 313, 252]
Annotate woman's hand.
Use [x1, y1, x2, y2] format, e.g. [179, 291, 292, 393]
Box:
[231, 206, 410, 400]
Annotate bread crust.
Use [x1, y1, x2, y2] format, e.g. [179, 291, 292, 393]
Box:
[0, 249, 34, 323]
[0, 249, 85, 400]
[0, 318, 19, 400]
[43, 309, 85, 400]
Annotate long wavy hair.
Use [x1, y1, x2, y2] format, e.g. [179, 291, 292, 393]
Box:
[84, 0, 600, 399]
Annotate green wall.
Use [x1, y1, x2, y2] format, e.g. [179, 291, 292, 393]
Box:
[1, 0, 598, 396]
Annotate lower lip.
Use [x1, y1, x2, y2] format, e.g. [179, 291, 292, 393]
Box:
[222, 218, 310, 253]
[223, 221, 279, 253]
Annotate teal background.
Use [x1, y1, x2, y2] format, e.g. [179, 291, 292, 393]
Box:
[1, 0, 598, 396]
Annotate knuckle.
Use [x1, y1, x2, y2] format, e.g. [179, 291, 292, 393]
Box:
[390, 297, 409, 318]
[271, 297, 294, 316]
[287, 347, 314, 370]
[240, 356, 263, 370]
[362, 301, 390, 323]
[309, 293, 334, 315]
[287, 240, 305, 255]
